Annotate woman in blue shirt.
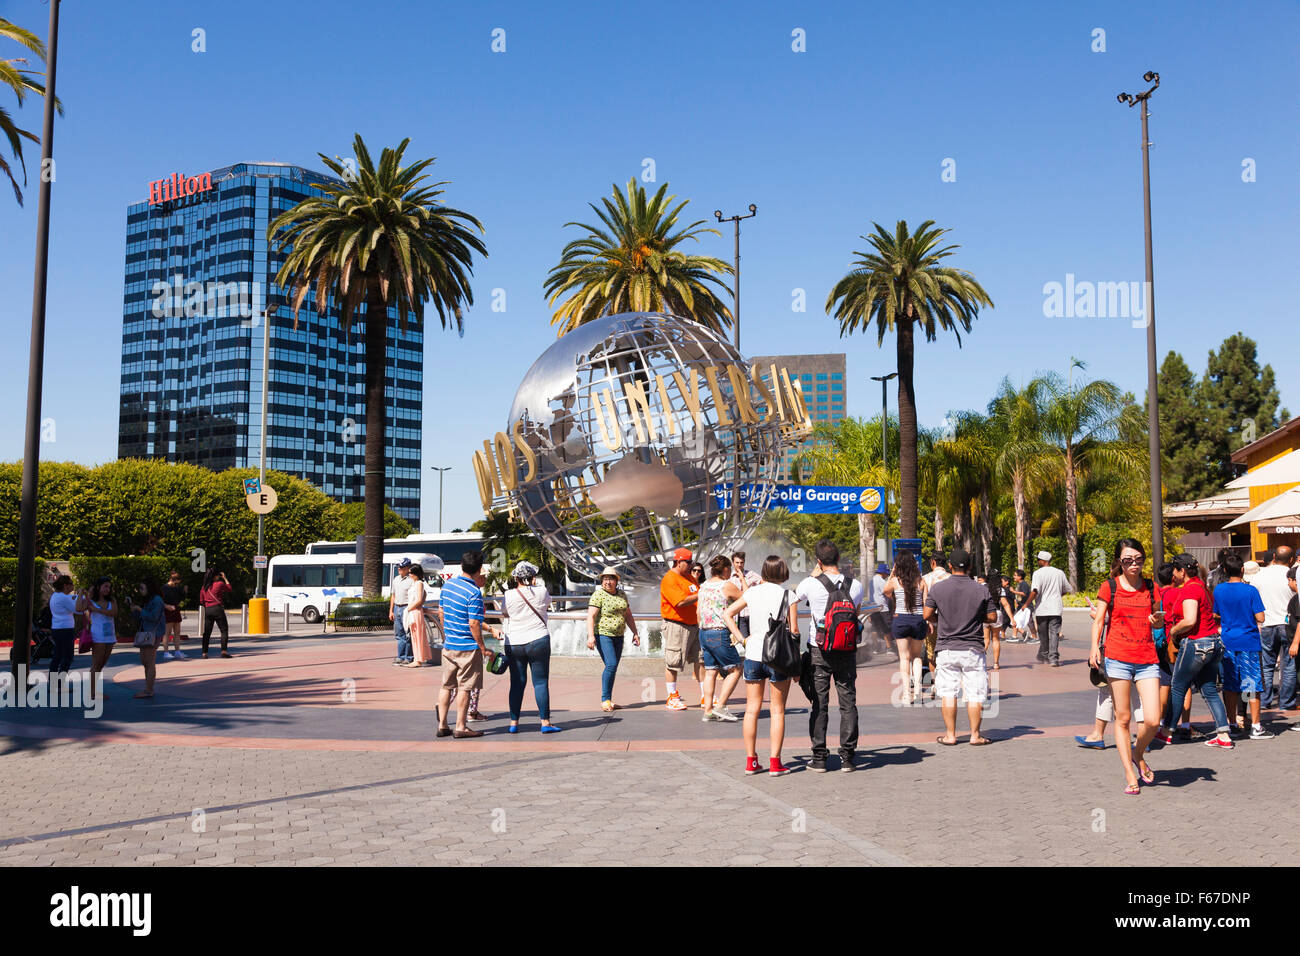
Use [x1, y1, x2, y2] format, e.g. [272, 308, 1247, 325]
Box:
[1212, 553, 1271, 739]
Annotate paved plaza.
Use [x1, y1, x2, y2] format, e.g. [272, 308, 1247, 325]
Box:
[3, 613, 1298, 866]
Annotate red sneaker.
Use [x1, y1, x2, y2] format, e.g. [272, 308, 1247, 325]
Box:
[1204, 736, 1235, 749]
[744, 756, 764, 775]
[768, 758, 791, 776]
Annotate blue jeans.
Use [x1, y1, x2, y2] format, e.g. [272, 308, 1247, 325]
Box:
[49, 627, 75, 674]
[595, 633, 624, 703]
[505, 636, 551, 722]
[393, 605, 411, 662]
[1259, 624, 1296, 709]
[1167, 636, 1230, 733]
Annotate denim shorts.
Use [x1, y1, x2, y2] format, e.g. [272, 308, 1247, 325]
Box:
[1103, 657, 1161, 682]
[743, 658, 788, 683]
[1221, 648, 1262, 696]
[700, 628, 740, 671]
[891, 613, 927, 642]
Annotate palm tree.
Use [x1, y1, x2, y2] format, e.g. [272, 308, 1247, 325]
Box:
[987, 376, 1052, 571]
[796, 416, 897, 580]
[270, 134, 486, 595]
[1, 16, 60, 206]
[544, 178, 733, 336]
[472, 509, 568, 594]
[1037, 364, 1147, 588]
[929, 412, 997, 571]
[826, 220, 993, 540]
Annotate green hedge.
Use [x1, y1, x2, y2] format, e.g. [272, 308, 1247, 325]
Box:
[0, 558, 46, 643]
[68, 556, 187, 640]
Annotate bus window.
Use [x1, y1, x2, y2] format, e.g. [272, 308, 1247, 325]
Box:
[344, 565, 363, 587]
[272, 564, 305, 588]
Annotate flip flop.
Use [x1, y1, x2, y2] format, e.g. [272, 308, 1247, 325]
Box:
[936, 736, 959, 746]
[1134, 760, 1154, 784]
[1124, 783, 1140, 796]
[969, 737, 992, 746]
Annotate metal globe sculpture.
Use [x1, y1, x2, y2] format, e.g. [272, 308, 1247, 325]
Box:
[471, 312, 811, 586]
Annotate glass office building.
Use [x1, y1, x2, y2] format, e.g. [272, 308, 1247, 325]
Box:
[118, 162, 422, 523]
[748, 352, 847, 480]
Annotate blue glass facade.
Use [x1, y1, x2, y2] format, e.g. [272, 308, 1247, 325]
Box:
[749, 352, 847, 480]
[117, 162, 423, 524]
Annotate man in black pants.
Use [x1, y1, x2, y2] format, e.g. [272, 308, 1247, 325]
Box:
[794, 539, 865, 773]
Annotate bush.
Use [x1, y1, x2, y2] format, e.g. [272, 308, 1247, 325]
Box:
[1027, 536, 1069, 575]
[68, 556, 185, 640]
[0, 558, 47, 643]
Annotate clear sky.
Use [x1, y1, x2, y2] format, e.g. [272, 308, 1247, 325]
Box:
[3, 0, 1296, 533]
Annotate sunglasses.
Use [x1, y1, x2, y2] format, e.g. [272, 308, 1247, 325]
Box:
[1120, 556, 1144, 567]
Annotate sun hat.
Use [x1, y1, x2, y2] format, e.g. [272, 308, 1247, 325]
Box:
[599, 567, 620, 580]
[1037, 550, 1053, 562]
[512, 560, 539, 581]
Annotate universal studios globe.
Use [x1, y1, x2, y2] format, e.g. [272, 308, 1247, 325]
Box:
[472, 312, 812, 587]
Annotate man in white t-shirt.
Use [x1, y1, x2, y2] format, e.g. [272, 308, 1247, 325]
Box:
[1027, 550, 1072, 667]
[388, 558, 414, 666]
[730, 551, 762, 640]
[794, 539, 865, 773]
[1254, 545, 1296, 710]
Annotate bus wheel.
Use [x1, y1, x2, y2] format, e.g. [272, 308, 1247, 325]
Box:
[301, 606, 321, 624]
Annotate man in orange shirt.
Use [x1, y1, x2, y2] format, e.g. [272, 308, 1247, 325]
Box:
[661, 547, 702, 711]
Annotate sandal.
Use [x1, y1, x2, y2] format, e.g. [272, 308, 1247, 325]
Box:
[969, 736, 992, 746]
[601, 700, 615, 713]
[133, 691, 153, 699]
[936, 736, 959, 746]
[1134, 760, 1154, 784]
[1124, 782, 1140, 796]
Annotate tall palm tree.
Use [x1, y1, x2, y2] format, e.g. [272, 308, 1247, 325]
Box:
[1, 17, 60, 206]
[544, 178, 733, 336]
[987, 376, 1052, 571]
[796, 416, 897, 580]
[930, 412, 997, 571]
[826, 220, 993, 540]
[270, 134, 486, 595]
[1037, 364, 1147, 588]
[473, 509, 568, 594]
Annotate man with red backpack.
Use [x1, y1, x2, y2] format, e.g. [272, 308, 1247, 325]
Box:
[794, 539, 864, 773]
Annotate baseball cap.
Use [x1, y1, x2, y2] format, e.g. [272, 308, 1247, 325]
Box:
[875, 563, 889, 575]
[672, 548, 692, 562]
[949, 548, 972, 569]
[1037, 550, 1052, 562]
[398, 558, 412, 568]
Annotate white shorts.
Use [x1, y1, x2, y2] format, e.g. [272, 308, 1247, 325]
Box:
[935, 648, 988, 703]
[1095, 684, 1145, 724]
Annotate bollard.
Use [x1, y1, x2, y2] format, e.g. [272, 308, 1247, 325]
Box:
[248, 597, 268, 636]
[241, 603, 248, 635]
[323, 600, 330, 634]
[197, 605, 205, 643]
[283, 603, 290, 633]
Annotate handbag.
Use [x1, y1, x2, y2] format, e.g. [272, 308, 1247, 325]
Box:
[761, 591, 802, 678]
[76, 628, 92, 654]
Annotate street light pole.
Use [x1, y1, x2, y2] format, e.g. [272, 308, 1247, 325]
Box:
[713, 205, 757, 351]
[12, 0, 61, 675]
[431, 466, 451, 533]
[255, 304, 276, 598]
[1117, 71, 1164, 566]
[870, 372, 898, 565]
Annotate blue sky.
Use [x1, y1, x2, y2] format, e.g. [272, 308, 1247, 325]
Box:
[2, 0, 1297, 532]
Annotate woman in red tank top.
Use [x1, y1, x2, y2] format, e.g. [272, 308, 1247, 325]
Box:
[1088, 538, 1163, 796]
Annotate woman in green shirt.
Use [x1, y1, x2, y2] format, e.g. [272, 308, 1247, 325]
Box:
[587, 567, 639, 712]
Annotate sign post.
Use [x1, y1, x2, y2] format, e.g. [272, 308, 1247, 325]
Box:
[246, 481, 277, 636]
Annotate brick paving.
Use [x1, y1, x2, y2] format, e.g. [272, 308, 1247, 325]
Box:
[3, 613, 1299, 866]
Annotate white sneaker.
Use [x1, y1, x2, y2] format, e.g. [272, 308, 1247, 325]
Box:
[702, 710, 718, 722]
[710, 707, 740, 722]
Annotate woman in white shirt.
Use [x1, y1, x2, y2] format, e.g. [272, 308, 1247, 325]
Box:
[499, 561, 561, 734]
[48, 575, 79, 675]
[724, 556, 799, 777]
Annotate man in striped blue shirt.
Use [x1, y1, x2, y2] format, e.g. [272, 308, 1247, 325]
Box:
[436, 550, 489, 738]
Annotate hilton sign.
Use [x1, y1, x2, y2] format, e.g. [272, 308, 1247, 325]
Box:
[148, 171, 213, 206]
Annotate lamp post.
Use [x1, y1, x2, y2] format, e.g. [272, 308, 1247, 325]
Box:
[870, 372, 897, 564]
[12, 0, 61, 675]
[254, 304, 276, 597]
[1117, 71, 1164, 566]
[430, 466, 451, 533]
[713, 205, 757, 351]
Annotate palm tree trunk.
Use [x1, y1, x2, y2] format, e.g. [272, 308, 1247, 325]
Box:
[362, 288, 388, 597]
[858, 512, 875, 582]
[952, 505, 967, 556]
[979, 485, 993, 573]
[1013, 468, 1027, 571]
[934, 508, 944, 554]
[1065, 446, 1079, 589]
[896, 318, 918, 539]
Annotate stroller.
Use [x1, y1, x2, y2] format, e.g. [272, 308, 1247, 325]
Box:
[29, 606, 56, 665]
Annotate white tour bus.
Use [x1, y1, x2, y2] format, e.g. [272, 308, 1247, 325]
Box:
[268, 551, 444, 623]
[304, 532, 485, 583]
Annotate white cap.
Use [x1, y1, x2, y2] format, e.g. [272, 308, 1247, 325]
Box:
[1037, 550, 1053, 562]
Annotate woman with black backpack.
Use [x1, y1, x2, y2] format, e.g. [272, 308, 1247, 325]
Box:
[1088, 539, 1164, 795]
[724, 556, 799, 777]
